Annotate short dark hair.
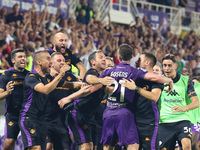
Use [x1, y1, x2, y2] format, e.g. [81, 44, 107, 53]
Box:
[88, 50, 103, 67]
[142, 52, 157, 67]
[33, 51, 49, 65]
[162, 54, 177, 63]
[118, 44, 133, 61]
[11, 49, 25, 59]
[0, 40, 6, 48]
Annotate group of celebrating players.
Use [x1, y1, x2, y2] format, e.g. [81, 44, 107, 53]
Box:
[0, 32, 200, 150]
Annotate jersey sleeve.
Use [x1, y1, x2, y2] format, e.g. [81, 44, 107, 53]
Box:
[152, 83, 164, 91]
[136, 68, 148, 79]
[0, 71, 10, 90]
[70, 52, 81, 66]
[85, 69, 99, 78]
[187, 80, 197, 98]
[99, 69, 109, 78]
[25, 74, 42, 90]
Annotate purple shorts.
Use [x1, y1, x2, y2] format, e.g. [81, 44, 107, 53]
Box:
[191, 123, 200, 134]
[101, 115, 139, 146]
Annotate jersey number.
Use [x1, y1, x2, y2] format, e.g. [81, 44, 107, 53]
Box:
[108, 80, 125, 102]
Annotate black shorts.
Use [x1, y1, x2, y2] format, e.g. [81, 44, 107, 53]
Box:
[158, 120, 192, 149]
[19, 117, 47, 150]
[68, 108, 97, 145]
[136, 122, 158, 150]
[46, 124, 70, 149]
[4, 113, 20, 139]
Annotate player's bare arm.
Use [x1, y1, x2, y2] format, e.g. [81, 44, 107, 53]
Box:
[120, 79, 162, 102]
[75, 61, 87, 80]
[34, 64, 69, 94]
[172, 96, 199, 113]
[86, 75, 114, 85]
[0, 81, 14, 100]
[144, 72, 173, 92]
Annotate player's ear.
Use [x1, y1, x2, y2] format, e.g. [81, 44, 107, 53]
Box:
[174, 62, 178, 70]
[90, 59, 95, 66]
[11, 58, 15, 64]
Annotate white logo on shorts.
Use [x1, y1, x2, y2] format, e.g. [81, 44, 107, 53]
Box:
[159, 141, 162, 146]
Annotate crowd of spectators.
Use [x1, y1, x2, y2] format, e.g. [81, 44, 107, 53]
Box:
[0, 0, 200, 77]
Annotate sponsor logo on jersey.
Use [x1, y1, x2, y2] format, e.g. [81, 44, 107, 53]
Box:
[8, 121, 14, 126]
[167, 89, 179, 96]
[13, 81, 23, 85]
[56, 87, 69, 90]
[30, 129, 36, 134]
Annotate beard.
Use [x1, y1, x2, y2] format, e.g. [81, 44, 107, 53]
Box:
[55, 44, 66, 54]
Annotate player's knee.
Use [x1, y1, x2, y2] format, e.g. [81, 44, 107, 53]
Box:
[181, 138, 191, 150]
[81, 143, 92, 150]
[126, 143, 139, 150]
[3, 139, 15, 150]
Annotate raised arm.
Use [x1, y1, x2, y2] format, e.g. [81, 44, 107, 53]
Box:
[120, 79, 162, 102]
[144, 72, 173, 92]
[34, 65, 70, 94]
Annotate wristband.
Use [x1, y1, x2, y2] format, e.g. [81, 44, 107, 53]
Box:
[135, 86, 140, 92]
[98, 78, 101, 83]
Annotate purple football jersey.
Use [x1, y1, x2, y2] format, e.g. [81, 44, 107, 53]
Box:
[100, 62, 147, 118]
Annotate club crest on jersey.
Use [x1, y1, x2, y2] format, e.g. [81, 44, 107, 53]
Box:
[67, 76, 72, 81]
[47, 78, 50, 83]
[30, 129, 36, 134]
[65, 53, 68, 56]
[8, 121, 14, 126]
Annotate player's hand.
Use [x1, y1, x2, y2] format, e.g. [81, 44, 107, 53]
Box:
[6, 81, 14, 94]
[99, 77, 115, 85]
[104, 85, 114, 94]
[80, 84, 92, 94]
[60, 64, 71, 77]
[171, 105, 186, 113]
[120, 78, 136, 90]
[164, 79, 173, 93]
[58, 97, 71, 109]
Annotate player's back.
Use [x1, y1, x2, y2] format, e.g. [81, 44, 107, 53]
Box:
[99, 62, 147, 119]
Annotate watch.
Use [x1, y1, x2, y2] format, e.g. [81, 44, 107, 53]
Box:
[135, 86, 140, 92]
